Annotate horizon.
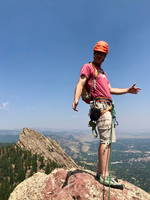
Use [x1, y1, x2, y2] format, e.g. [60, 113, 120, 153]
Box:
[0, 127, 150, 133]
[0, 128, 149, 139]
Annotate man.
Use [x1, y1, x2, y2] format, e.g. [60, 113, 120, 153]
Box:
[72, 41, 141, 186]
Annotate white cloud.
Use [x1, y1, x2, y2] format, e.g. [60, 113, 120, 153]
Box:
[0, 102, 9, 110]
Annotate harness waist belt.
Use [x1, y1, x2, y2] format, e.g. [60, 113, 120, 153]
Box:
[94, 97, 112, 103]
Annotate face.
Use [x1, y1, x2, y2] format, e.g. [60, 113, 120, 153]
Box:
[93, 51, 107, 64]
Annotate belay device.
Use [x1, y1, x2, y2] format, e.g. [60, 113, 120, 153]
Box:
[88, 103, 101, 137]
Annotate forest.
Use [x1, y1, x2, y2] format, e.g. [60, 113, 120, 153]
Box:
[0, 144, 62, 200]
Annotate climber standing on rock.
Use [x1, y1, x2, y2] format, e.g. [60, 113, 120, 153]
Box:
[72, 41, 141, 187]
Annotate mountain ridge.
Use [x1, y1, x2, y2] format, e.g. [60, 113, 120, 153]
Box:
[16, 128, 78, 169]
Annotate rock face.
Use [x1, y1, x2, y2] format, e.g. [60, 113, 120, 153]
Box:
[9, 168, 150, 200]
[16, 128, 78, 169]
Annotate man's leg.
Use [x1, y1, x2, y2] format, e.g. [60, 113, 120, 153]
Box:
[97, 142, 124, 189]
[96, 108, 116, 181]
[97, 143, 110, 178]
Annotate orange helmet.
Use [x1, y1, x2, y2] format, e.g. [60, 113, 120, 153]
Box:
[93, 41, 109, 54]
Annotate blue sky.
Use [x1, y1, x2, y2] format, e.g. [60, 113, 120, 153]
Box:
[0, 0, 150, 134]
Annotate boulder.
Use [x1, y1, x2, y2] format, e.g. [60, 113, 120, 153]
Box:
[9, 168, 150, 200]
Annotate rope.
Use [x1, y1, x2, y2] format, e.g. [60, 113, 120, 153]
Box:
[101, 103, 117, 200]
[108, 122, 113, 200]
[108, 103, 118, 200]
[101, 120, 113, 200]
[100, 111, 114, 200]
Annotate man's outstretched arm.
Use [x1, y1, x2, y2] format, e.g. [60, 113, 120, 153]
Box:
[110, 84, 141, 95]
[72, 75, 87, 111]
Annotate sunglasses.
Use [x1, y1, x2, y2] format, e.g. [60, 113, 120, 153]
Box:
[94, 51, 107, 57]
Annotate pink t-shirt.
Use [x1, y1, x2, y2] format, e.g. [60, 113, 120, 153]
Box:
[80, 63, 112, 99]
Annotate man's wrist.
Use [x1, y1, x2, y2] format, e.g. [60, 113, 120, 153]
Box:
[74, 98, 79, 103]
[127, 88, 131, 93]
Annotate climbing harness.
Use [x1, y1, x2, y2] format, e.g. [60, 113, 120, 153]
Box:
[88, 97, 113, 138]
[111, 103, 119, 127]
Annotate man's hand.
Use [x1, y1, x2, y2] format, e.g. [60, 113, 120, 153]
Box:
[72, 99, 79, 111]
[128, 84, 141, 94]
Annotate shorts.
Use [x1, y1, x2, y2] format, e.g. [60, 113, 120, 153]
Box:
[94, 102, 116, 144]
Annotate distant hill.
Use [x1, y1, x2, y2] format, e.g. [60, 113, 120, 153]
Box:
[0, 130, 20, 135]
[0, 129, 149, 143]
[0, 130, 20, 143]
